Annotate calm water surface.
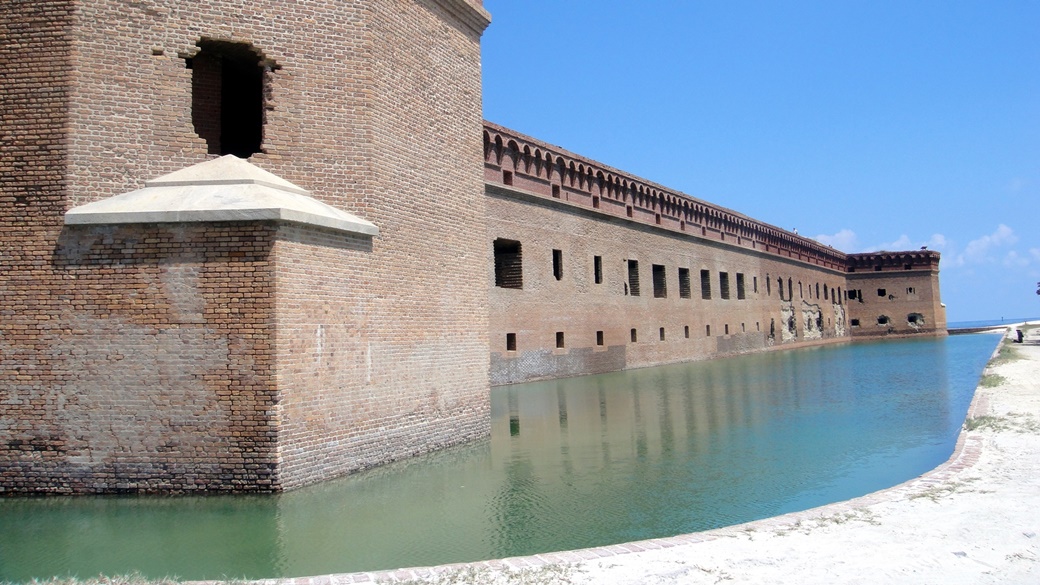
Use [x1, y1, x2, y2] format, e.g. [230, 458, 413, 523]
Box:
[0, 334, 999, 581]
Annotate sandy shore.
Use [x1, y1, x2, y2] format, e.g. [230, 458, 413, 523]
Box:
[258, 326, 1040, 585]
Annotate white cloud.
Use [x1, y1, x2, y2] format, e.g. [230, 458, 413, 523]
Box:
[813, 229, 858, 252]
[1003, 250, 1030, 268]
[953, 224, 1018, 267]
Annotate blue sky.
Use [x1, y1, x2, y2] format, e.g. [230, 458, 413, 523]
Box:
[480, 1, 1040, 323]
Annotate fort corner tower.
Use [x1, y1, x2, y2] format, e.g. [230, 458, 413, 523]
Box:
[0, 0, 491, 493]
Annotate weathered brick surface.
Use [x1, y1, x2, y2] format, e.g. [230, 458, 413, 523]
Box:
[845, 252, 946, 337]
[1, 0, 490, 493]
[482, 125, 942, 384]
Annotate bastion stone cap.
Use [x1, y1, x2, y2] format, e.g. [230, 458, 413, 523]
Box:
[65, 155, 378, 236]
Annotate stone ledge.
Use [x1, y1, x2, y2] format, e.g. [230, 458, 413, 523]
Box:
[65, 155, 378, 237]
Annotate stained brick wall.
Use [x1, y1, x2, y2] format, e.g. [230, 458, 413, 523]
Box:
[2, 221, 278, 494]
[1, 0, 490, 493]
[845, 252, 946, 337]
[486, 188, 851, 385]
[482, 125, 945, 384]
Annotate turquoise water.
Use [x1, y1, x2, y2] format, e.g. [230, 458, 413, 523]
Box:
[0, 334, 999, 582]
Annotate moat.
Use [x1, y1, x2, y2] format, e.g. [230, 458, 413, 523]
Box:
[0, 334, 999, 582]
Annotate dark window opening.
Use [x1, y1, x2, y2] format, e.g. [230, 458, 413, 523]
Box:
[815, 283, 820, 298]
[502, 170, 513, 185]
[631, 328, 638, 342]
[877, 315, 890, 326]
[684, 325, 690, 338]
[552, 249, 563, 280]
[700, 270, 711, 299]
[594, 255, 603, 284]
[724, 324, 730, 335]
[736, 273, 746, 300]
[493, 239, 523, 289]
[659, 327, 666, 341]
[851, 319, 860, 327]
[506, 333, 516, 351]
[652, 264, 667, 298]
[678, 268, 691, 298]
[904, 264, 913, 270]
[706, 324, 711, 337]
[626, 205, 633, 217]
[908, 313, 925, 326]
[798, 281, 803, 298]
[593, 196, 601, 208]
[766, 275, 772, 296]
[753, 276, 758, 293]
[907, 287, 916, 294]
[741, 323, 746, 332]
[628, 260, 641, 296]
[556, 331, 565, 348]
[552, 184, 561, 198]
[655, 213, 662, 225]
[877, 288, 886, 297]
[720, 272, 730, 299]
[824, 285, 829, 300]
[787, 278, 793, 301]
[596, 331, 604, 346]
[874, 265, 883, 272]
[186, 39, 278, 158]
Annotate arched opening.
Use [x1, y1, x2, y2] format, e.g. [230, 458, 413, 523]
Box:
[185, 39, 279, 157]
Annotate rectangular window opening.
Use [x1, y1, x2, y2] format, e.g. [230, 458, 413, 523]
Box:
[706, 324, 711, 337]
[594, 255, 603, 284]
[502, 170, 513, 185]
[678, 268, 691, 299]
[736, 273, 746, 300]
[592, 196, 600, 209]
[700, 269, 711, 299]
[652, 264, 667, 298]
[659, 327, 666, 341]
[551, 184, 561, 198]
[753, 276, 758, 293]
[725, 324, 730, 335]
[596, 331, 604, 346]
[506, 333, 516, 351]
[630, 328, 638, 342]
[556, 331, 565, 348]
[720, 272, 730, 300]
[684, 325, 690, 338]
[493, 239, 523, 289]
[877, 288, 887, 297]
[627, 260, 641, 296]
[552, 249, 563, 281]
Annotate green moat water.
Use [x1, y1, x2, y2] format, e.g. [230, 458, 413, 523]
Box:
[0, 334, 999, 581]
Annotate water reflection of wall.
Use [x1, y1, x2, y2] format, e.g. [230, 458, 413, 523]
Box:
[0, 336, 993, 582]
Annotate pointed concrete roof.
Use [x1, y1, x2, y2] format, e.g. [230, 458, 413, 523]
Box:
[65, 155, 378, 236]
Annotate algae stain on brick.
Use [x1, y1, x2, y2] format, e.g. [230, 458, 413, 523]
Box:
[54, 317, 230, 475]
